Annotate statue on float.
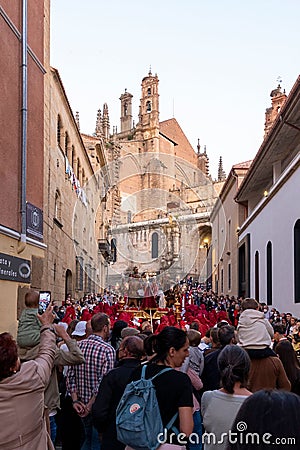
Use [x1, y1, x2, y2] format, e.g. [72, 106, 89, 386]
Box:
[140, 274, 158, 309]
[127, 266, 143, 307]
[127, 267, 166, 310]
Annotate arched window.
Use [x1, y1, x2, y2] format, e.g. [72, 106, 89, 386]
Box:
[57, 115, 62, 146]
[65, 131, 69, 155]
[76, 256, 83, 291]
[111, 238, 117, 263]
[228, 263, 231, 291]
[146, 101, 151, 112]
[266, 241, 272, 305]
[71, 145, 75, 168]
[215, 275, 218, 295]
[77, 158, 80, 180]
[54, 190, 61, 222]
[294, 219, 300, 303]
[84, 264, 91, 293]
[85, 264, 92, 292]
[73, 214, 78, 241]
[228, 219, 231, 249]
[151, 232, 158, 259]
[147, 87, 151, 96]
[65, 269, 72, 299]
[255, 251, 259, 301]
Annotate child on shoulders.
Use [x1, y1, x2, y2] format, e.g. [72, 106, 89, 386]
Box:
[237, 298, 274, 349]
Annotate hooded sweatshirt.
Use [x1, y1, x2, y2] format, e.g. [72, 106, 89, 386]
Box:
[237, 309, 274, 349]
[17, 308, 41, 348]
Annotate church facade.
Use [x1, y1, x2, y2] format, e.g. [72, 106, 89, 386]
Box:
[82, 70, 225, 291]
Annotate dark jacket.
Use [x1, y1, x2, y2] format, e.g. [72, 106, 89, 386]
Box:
[92, 358, 141, 450]
[201, 348, 222, 393]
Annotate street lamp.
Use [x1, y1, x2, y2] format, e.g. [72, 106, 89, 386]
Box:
[203, 238, 209, 249]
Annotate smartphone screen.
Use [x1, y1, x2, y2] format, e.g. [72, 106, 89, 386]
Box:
[39, 291, 51, 313]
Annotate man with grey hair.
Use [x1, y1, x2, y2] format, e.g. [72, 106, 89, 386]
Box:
[92, 336, 144, 449]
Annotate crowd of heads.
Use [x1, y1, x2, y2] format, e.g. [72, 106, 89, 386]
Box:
[49, 284, 300, 364]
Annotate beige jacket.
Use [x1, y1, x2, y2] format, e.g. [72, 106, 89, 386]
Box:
[19, 338, 85, 413]
[237, 309, 274, 349]
[0, 327, 56, 450]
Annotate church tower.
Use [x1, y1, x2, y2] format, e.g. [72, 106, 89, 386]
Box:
[120, 89, 133, 133]
[197, 140, 210, 177]
[264, 84, 287, 137]
[135, 69, 160, 150]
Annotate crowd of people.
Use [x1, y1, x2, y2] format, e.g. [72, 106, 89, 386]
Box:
[53, 286, 300, 359]
[1, 287, 300, 450]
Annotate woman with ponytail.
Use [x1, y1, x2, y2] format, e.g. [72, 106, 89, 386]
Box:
[201, 345, 252, 450]
[127, 326, 194, 449]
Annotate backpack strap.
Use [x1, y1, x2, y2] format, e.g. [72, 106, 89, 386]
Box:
[141, 365, 173, 381]
[143, 366, 180, 435]
[165, 412, 179, 435]
[140, 364, 148, 379]
[151, 366, 173, 381]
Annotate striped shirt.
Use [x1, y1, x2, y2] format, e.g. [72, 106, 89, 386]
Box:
[66, 334, 115, 404]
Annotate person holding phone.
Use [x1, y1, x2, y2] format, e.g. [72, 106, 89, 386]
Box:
[17, 290, 43, 348]
[39, 291, 51, 313]
[18, 298, 85, 447]
[0, 304, 57, 450]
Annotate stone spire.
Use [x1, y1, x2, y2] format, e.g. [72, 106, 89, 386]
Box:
[75, 111, 80, 130]
[197, 138, 201, 155]
[204, 145, 209, 176]
[95, 109, 103, 138]
[102, 103, 110, 141]
[218, 156, 226, 181]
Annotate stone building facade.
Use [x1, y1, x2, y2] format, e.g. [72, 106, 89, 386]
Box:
[236, 76, 300, 315]
[0, 1, 47, 333]
[41, 66, 110, 301]
[40, 0, 110, 301]
[81, 70, 225, 289]
[209, 81, 288, 299]
[210, 161, 252, 297]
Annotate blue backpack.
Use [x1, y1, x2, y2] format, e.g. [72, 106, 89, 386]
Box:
[116, 365, 178, 450]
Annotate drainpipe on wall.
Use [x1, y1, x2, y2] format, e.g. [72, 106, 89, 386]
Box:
[18, 0, 28, 253]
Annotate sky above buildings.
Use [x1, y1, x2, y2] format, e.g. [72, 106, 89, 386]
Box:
[50, 0, 300, 179]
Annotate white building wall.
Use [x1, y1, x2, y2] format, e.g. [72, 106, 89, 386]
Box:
[240, 164, 300, 316]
